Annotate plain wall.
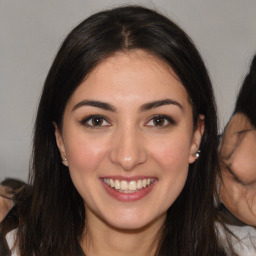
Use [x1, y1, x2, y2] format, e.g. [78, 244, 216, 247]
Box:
[1, 0, 256, 181]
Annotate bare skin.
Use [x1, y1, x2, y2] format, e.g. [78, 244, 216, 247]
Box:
[220, 113, 256, 226]
[81, 209, 165, 256]
[0, 185, 13, 222]
[55, 50, 204, 256]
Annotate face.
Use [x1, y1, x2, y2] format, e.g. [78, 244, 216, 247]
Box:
[220, 113, 256, 226]
[55, 50, 204, 231]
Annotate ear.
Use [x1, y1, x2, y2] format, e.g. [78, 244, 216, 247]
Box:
[188, 115, 205, 163]
[53, 122, 68, 166]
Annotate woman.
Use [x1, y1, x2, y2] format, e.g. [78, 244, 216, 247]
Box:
[1, 5, 228, 255]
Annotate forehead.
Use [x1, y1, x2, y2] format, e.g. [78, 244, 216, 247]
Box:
[67, 50, 191, 110]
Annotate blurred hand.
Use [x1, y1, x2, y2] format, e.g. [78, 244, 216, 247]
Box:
[0, 185, 13, 222]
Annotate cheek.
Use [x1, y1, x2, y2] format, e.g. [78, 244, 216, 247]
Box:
[149, 135, 192, 172]
[232, 148, 256, 184]
[148, 135, 191, 203]
[64, 134, 108, 175]
[63, 136, 109, 207]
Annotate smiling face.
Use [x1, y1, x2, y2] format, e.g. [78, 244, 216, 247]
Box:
[220, 113, 256, 226]
[55, 50, 204, 231]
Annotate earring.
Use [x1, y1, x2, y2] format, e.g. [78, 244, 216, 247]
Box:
[195, 150, 201, 158]
[62, 158, 68, 165]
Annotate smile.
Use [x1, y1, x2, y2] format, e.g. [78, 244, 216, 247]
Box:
[100, 177, 157, 202]
[102, 178, 155, 193]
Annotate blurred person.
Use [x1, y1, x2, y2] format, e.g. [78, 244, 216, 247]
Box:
[218, 55, 256, 255]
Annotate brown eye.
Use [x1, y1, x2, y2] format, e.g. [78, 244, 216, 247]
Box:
[153, 116, 165, 126]
[146, 115, 175, 127]
[81, 115, 110, 128]
[91, 117, 104, 126]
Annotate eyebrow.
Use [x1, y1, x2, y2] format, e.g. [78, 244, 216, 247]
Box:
[72, 100, 117, 112]
[72, 98, 183, 112]
[140, 99, 183, 112]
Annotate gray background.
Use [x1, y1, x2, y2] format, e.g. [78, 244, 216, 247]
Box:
[1, 0, 256, 181]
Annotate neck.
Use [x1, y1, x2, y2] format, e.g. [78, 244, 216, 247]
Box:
[81, 212, 165, 256]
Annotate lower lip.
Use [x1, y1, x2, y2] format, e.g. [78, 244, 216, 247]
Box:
[100, 179, 156, 202]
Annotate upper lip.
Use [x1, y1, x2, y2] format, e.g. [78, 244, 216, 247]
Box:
[100, 176, 157, 181]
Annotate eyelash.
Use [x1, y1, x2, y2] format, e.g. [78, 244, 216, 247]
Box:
[80, 114, 175, 128]
[80, 115, 111, 128]
[145, 115, 175, 128]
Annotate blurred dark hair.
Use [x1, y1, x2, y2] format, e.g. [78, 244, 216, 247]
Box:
[234, 55, 256, 127]
[1, 178, 26, 193]
[7, 5, 226, 255]
[0, 179, 27, 255]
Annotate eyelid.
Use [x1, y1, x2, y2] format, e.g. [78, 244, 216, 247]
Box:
[145, 114, 175, 127]
[80, 115, 111, 128]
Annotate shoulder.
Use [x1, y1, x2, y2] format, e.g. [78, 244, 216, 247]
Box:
[4, 229, 18, 256]
[228, 225, 256, 256]
[217, 223, 256, 255]
[0, 228, 18, 256]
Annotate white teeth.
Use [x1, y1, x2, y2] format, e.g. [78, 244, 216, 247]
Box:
[104, 178, 109, 185]
[121, 180, 128, 190]
[129, 181, 137, 191]
[110, 179, 115, 187]
[115, 180, 120, 189]
[103, 178, 155, 192]
[137, 180, 142, 189]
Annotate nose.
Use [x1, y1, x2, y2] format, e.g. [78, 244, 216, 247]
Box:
[109, 126, 147, 171]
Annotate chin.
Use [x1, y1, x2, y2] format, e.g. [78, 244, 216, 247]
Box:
[101, 209, 165, 232]
[106, 218, 154, 231]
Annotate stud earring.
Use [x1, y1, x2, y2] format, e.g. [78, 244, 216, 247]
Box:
[62, 158, 68, 165]
[195, 150, 201, 158]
